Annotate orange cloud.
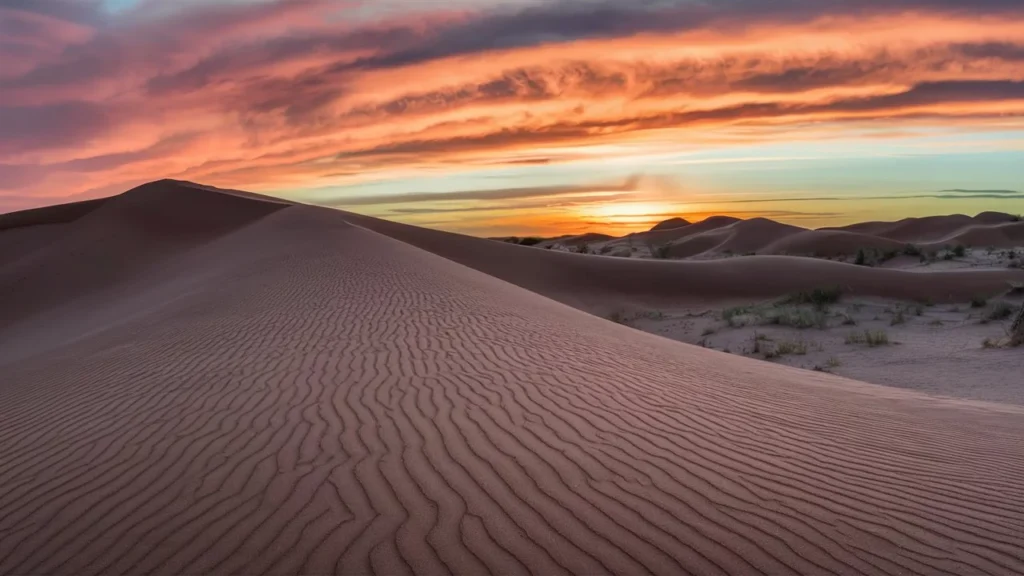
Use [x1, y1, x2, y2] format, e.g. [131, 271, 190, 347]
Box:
[3, 0, 1024, 216]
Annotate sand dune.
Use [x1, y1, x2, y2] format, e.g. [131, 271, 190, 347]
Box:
[558, 212, 1024, 260]
[344, 210, 1022, 312]
[621, 215, 742, 246]
[2, 181, 1024, 575]
[825, 212, 1023, 248]
[0, 181, 287, 330]
[762, 229, 907, 257]
[649, 216, 691, 231]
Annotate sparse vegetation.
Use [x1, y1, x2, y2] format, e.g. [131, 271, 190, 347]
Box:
[982, 337, 1000, 349]
[846, 330, 889, 346]
[970, 296, 988, 308]
[608, 310, 628, 324]
[701, 326, 716, 336]
[765, 307, 829, 329]
[855, 248, 867, 266]
[987, 301, 1015, 321]
[953, 244, 967, 258]
[814, 356, 843, 372]
[518, 237, 543, 246]
[890, 307, 907, 325]
[902, 244, 922, 257]
[782, 286, 842, 309]
[722, 305, 754, 327]
[764, 339, 808, 359]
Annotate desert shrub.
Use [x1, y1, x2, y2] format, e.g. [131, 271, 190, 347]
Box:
[1012, 214, 1022, 222]
[608, 310, 628, 324]
[722, 306, 754, 327]
[766, 307, 828, 329]
[846, 330, 889, 346]
[902, 244, 922, 257]
[783, 286, 842, 309]
[987, 301, 1015, 321]
[855, 249, 867, 266]
[943, 252, 954, 261]
[982, 337, 999, 349]
[970, 296, 988, 308]
[890, 308, 907, 325]
[518, 237, 543, 246]
[953, 244, 967, 258]
[764, 339, 808, 359]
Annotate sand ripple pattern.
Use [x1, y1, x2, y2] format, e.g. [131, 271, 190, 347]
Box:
[2, 204, 1024, 575]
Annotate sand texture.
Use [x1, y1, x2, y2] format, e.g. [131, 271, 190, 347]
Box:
[2, 181, 1024, 575]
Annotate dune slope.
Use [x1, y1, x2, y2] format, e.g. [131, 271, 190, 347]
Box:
[1, 184, 1024, 575]
[342, 210, 1024, 312]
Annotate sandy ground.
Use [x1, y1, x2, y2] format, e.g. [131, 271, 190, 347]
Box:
[624, 293, 1024, 405]
[2, 181, 1024, 575]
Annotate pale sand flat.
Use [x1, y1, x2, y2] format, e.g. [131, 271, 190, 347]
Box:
[1, 181, 1023, 575]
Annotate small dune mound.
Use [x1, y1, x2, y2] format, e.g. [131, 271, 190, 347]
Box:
[665, 218, 806, 258]
[974, 211, 1019, 225]
[715, 218, 805, 254]
[828, 214, 976, 243]
[623, 215, 741, 247]
[935, 221, 1024, 248]
[764, 229, 906, 257]
[553, 232, 615, 247]
[649, 216, 691, 231]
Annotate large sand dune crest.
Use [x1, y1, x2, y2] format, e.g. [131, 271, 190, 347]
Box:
[2, 181, 1024, 575]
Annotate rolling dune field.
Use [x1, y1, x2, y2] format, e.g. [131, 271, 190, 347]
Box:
[1, 181, 1023, 575]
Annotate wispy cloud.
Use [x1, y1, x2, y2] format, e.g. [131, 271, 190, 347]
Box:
[2, 0, 1024, 234]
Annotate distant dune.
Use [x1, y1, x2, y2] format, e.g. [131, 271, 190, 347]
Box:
[762, 229, 907, 257]
[2, 181, 1023, 575]
[648, 216, 691, 231]
[348, 210, 1021, 312]
[823, 212, 1023, 248]
[518, 212, 1024, 265]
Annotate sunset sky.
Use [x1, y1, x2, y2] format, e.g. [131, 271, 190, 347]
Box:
[3, 0, 1024, 236]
